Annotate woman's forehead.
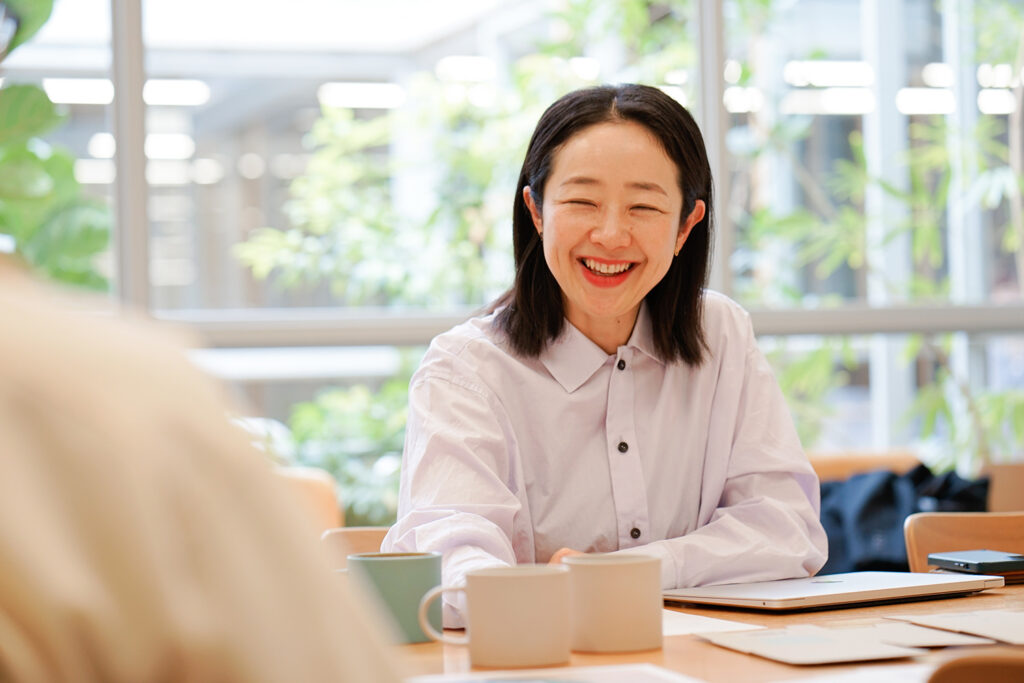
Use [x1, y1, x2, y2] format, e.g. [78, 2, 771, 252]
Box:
[546, 121, 680, 191]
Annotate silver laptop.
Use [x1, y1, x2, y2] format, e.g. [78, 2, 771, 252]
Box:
[663, 571, 1004, 611]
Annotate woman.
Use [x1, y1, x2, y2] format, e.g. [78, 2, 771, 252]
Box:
[382, 84, 827, 627]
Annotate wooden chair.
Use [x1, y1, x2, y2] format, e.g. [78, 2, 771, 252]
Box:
[808, 449, 920, 482]
[928, 646, 1024, 682]
[983, 463, 1024, 512]
[321, 526, 390, 569]
[274, 466, 343, 535]
[903, 511, 1024, 572]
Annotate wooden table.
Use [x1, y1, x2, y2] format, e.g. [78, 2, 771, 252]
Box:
[399, 583, 1024, 681]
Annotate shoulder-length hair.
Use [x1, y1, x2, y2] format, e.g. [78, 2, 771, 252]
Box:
[492, 83, 714, 365]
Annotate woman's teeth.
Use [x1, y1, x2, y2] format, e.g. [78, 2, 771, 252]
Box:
[583, 259, 632, 275]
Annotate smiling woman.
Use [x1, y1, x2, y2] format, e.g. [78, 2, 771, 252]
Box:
[382, 84, 828, 629]
[522, 120, 704, 353]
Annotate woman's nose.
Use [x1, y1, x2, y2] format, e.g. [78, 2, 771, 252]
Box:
[589, 213, 631, 249]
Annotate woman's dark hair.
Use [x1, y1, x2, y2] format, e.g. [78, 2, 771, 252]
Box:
[492, 83, 714, 365]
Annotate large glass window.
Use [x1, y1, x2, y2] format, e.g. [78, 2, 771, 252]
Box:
[8, 0, 1022, 523]
[723, 0, 1024, 465]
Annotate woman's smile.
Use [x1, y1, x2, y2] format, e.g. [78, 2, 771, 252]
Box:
[579, 257, 638, 287]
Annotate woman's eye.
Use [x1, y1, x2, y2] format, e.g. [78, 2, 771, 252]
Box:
[567, 199, 597, 207]
[632, 205, 660, 213]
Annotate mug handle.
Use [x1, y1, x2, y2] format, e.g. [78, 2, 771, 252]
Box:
[418, 585, 469, 646]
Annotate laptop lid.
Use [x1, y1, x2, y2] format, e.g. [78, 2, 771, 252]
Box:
[663, 571, 1004, 611]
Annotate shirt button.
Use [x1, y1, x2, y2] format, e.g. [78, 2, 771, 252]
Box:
[617, 359, 626, 370]
[617, 441, 629, 453]
[630, 528, 641, 539]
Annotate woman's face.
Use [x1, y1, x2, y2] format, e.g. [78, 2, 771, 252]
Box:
[524, 120, 705, 351]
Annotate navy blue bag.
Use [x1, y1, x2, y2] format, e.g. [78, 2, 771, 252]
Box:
[818, 464, 988, 574]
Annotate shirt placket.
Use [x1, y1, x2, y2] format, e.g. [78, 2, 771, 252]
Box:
[605, 348, 650, 549]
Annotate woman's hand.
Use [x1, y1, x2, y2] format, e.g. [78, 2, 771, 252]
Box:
[548, 547, 584, 564]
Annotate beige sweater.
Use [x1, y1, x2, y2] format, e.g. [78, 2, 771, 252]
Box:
[0, 260, 400, 682]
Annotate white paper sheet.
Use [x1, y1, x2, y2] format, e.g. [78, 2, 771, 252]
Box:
[406, 663, 705, 682]
[886, 609, 1024, 645]
[697, 624, 926, 665]
[776, 663, 934, 682]
[816, 621, 994, 648]
[662, 608, 762, 636]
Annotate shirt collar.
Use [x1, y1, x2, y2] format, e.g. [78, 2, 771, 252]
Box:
[539, 303, 662, 393]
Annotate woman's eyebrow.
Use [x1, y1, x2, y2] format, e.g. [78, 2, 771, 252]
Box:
[628, 181, 668, 195]
[558, 176, 668, 195]
[558, 175, 601, 188]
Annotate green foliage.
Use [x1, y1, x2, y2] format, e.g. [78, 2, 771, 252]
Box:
[0, 83, 61, 143]
[288, 367, 415, 526]
[730, 2, 1024, 466]
[769, 338, 856, 447]
[3, 0, 52, 56]
[0, 3, 111, 289]
[974, 0, 1024, 66]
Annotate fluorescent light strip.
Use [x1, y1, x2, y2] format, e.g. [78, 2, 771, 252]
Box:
[780, 88, 875, 115]
[978, 89, 1016, 115]
[977, 63, 1016, 89]
[44, 78, 114, 105]
[88, 132, 195, 160]
[42, 78, 210, 106]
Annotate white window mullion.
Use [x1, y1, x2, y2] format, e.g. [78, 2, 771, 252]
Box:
[697, 0, 732, 296]
[111, 0, 150, 311]
[863, 0, 915, 449]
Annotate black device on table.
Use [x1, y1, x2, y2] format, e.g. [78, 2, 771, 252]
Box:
[928, 549, 1024, 584]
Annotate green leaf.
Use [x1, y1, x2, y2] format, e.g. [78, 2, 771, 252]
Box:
[22, 200, 111, 289]
[0, 153, 52, 198]
[4, 0, 54, 55]
[0, 84, 63, 144]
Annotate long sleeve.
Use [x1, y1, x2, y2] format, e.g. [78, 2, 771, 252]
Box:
[383, 356, 527, 627]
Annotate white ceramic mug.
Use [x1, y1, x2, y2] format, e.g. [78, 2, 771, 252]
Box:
[563, 553, 663, 652]
[418, 564, 570, 668]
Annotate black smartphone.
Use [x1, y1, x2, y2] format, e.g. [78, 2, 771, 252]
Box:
[927, 549, 1024, 574]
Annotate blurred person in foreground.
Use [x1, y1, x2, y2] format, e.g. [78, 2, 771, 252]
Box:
[0, 254, 400, 682]
[384, 84, 827, 627]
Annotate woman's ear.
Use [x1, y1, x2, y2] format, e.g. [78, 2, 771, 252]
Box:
[675, 199, 706, 255]
[523, 186, 543, 236]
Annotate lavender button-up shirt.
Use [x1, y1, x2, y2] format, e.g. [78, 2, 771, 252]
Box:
[383, 291, 827, 626]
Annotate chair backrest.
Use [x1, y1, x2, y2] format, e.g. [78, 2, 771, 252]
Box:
[903, 511, 1024, 572]
[928, 646, 1024, 682]
[274, 466, 344, 535]
[808, 449, 919, 482]
[984, 463, 1024, 512]
[321, 526, 390, 569]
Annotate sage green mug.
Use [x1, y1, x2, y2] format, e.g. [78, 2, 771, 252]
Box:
[346, 551, 442, 644]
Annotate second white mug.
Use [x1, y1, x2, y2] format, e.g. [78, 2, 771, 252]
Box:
[418, 564, 570, 668]
[564, 553, 663, 653]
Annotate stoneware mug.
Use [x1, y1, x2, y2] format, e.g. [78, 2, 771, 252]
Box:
[563, 553, 663, 652]
[345, 551, 442, 644]
[418, 564, 571, 668]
